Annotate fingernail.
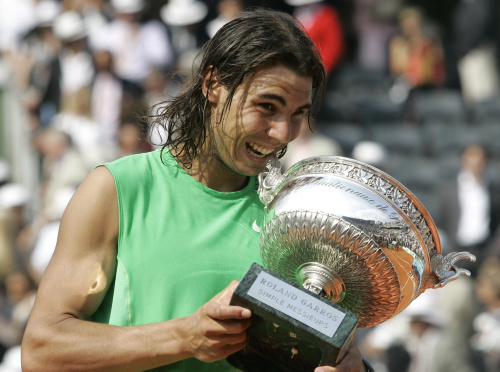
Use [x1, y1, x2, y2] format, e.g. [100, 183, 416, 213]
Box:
[242, 309, 251, 317]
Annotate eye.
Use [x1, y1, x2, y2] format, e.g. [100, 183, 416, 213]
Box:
[293, 108, 309, 117]
[259, 103, 275, 112]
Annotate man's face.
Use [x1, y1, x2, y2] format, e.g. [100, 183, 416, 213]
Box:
[206, 64, 313, 178]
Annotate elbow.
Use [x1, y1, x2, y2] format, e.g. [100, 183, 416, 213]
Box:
[21, 327, 52, 372]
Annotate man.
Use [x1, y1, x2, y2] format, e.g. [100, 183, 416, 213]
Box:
[436, 143, 500, 278]
[21, 8, 369, 372]
[285, 0, 345, 76]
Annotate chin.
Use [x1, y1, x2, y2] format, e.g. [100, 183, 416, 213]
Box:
[235, 164, 267, 177]
[225, 154, 268, 177]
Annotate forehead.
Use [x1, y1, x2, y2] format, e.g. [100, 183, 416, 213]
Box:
[242, 64, 313, 100]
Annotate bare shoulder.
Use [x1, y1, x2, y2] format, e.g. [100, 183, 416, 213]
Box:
[31, 166, 119, 320]
[59, 165, 118, 243]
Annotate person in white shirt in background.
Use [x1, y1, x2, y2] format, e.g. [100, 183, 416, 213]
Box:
[105, 0, 174, 85]
[436, 143, 500, 278]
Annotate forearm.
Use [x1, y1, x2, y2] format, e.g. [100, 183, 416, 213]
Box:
[22, 316, 191, 372]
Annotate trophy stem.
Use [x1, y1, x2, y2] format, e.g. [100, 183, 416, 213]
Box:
[296, 262, 346, 303]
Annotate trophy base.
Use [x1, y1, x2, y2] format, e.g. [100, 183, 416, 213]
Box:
[227, 263, 358, 371]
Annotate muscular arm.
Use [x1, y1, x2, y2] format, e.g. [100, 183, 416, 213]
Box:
[21, 167, 252, 371]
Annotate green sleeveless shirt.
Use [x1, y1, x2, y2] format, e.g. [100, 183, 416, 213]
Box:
[91, 149, 264, 371]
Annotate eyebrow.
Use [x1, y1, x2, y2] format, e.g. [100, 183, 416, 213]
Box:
[257, 93, 312, 113]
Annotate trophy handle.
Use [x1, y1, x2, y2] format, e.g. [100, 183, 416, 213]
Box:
[430, 252, 476, 288]
[258, 155, 285, 206]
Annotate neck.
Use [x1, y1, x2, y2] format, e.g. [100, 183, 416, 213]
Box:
[190, 165, 249, 192]
[171, 147, 249, 192]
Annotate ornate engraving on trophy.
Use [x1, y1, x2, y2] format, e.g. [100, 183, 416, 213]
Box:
[284, 158, 439, 255]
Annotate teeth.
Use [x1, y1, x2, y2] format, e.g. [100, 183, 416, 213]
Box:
[248, 142, 274, 157]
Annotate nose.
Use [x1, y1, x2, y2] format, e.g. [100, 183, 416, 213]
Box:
[268, 117, 300, 145]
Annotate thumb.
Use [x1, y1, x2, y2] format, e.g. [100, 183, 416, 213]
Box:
[213, 280, 240, 305]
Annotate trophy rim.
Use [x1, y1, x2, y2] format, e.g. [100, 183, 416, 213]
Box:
[282, 155, 442, 257]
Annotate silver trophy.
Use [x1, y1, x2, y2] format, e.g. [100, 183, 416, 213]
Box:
[228, 155, 475, 371]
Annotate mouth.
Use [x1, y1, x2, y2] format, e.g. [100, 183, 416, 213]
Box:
[246, 141, 276, 159]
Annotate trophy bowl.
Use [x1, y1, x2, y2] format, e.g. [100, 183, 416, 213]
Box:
[258, 155, 475, 328]
[228, 155, 475, 370]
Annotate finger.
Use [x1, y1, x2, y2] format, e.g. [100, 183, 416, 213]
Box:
[203, 317, 252, 338]
[204, 302, 252, 321]
[195, 330, 249, 362]
[315, 368, 335, 372]
[193, 337, 248, 363]
[221, 340, 248, 356]
[207, 339, 248, 361]
[214, 328, 249, 345]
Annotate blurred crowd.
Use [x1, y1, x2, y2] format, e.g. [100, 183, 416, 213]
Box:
[1, 0, 500, 371]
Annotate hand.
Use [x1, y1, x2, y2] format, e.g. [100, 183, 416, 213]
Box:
[182, 280, 252, 363]
[314, 339, 367, 372]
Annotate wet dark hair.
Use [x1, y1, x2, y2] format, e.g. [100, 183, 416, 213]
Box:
[147, 7, 326, 167]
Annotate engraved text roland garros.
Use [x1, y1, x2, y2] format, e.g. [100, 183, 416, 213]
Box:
[248, 271, 346, 338]
[314, 180, 398, 220]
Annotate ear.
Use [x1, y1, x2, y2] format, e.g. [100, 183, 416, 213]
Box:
[202, 66, 222, 104]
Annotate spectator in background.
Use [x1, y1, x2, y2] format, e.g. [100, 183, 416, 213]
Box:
[0, 161, 16, 280]
[79, 0, 112, 52]
[105, 0, 174, 85]
[142, 67, 184, 149]
[0, 271, 36, 372]
[90, 46, 144, 151]
[0, 182, 30, 279]
[40, 10, 95, 126]
[471, 257, 500, 372]
[22, 0, 62, 130]
[286, 0, 345, 76]
[352, 140, 389, 171]
[352, 0, 401, 73]
[280, 122, 343, 170]
[143, 67, 180, 111]
[50, 87, 105, 169]
[33, 128, 88, 225]
[111, 121, 152, 160]
[436, 144, 500, 278]
[155, 0, 210, 150]
[90, 48, 125, 147]
[0, 0, 37, 81]
[361, 277, 478, 372]
[388, 6, 446, 92]
[206, 0, 245, 38]
[451, 0, 500, 105]
[29, 187, 75, 284]
[405, 296, 448, 372]
[160, 0, 209, 75]
[0, 271, 36, 344]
